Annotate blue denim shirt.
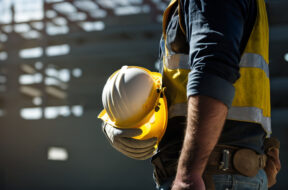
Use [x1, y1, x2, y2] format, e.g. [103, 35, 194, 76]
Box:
[163, 0, 258, 107]
[158, 0, 266, 153]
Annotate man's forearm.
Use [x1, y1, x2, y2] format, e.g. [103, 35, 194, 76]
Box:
[174, 95, 228, 184]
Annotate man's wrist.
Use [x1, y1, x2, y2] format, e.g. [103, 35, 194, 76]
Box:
[174, 172, 202, 183]
[172, 173, 205, 190]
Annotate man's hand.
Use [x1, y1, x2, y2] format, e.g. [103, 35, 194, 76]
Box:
[171, 174, 205, 190]
[102, 122, 157, 160]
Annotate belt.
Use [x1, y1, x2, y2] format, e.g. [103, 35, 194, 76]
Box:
[152, 144, 267, 186]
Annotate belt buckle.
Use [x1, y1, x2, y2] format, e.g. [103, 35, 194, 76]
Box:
[219, 149, 230, 171]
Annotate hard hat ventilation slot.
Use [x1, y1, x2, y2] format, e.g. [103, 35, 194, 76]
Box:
[155, 106, 160, 112]
[155, 102, 161, 112]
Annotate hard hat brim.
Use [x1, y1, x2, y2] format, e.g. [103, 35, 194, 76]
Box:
[98, 68, 168, 146]
[98, 94, 168, 145]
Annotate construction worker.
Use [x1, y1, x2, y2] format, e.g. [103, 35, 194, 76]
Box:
[100, 0, 281, 189]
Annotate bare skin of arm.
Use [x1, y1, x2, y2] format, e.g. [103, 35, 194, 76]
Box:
[171, 95, 228, 190]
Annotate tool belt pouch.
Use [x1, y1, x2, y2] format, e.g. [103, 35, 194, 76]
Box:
[263, 137, 281, 188]
[151, 142, 182, 186]
[264, 137, 280, 151]
[152, 155, 177, 186]
[233, 149, 267, 177]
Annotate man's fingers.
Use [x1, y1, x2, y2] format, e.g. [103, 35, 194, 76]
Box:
[116, 147, 156, 160]
[118, 137, 157, 149]
[103, 123, 157, 160]
[118, 128, 143, 138]
[130, 149, 156, 160]
[114, 141, 156, 154]
[104, 124, 142, 139]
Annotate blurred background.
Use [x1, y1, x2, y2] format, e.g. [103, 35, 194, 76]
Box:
[0, 0, 286, 189]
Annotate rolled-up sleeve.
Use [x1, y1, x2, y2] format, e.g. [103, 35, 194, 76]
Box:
[184, 0, 250, 107]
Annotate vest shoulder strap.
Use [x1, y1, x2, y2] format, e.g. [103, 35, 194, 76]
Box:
[177, 0, 186, 36]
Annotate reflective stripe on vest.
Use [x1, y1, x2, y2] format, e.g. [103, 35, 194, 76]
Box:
[162, 0, 271, 135]
[165, 53, 271, 134]
[164, 53, 269, 77]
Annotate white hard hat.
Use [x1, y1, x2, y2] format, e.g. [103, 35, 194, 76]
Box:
[99, 66, 168, 143]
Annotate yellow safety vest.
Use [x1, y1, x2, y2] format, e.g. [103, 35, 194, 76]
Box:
[162, 0, 271, 135]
